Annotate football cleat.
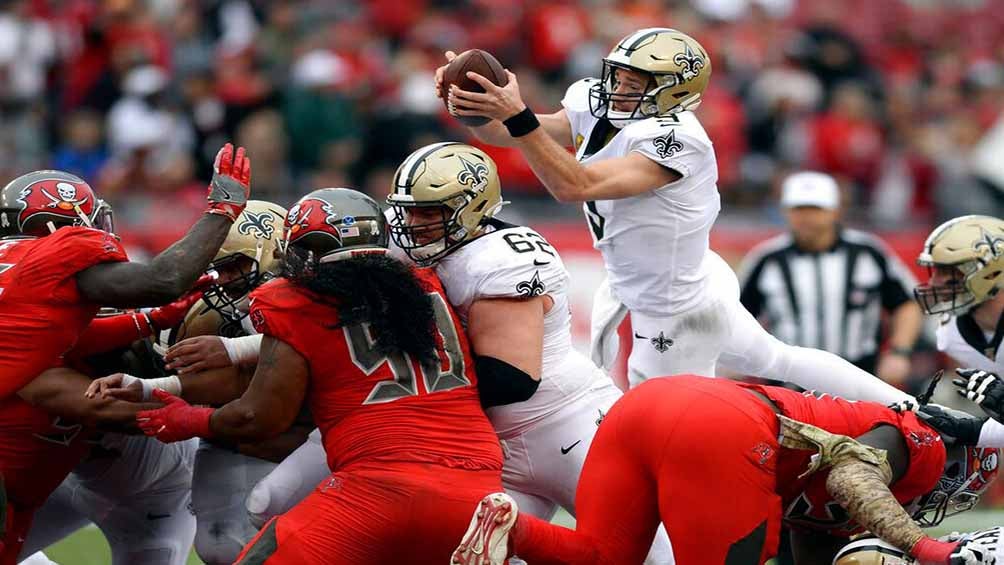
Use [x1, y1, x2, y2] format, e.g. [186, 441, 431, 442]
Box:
[451, 492, 518, 565]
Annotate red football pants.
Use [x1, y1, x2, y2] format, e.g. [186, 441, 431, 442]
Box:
[514, 377, 783, 565]
[0, 503, 33, 565]
[234, 462, 502, 565]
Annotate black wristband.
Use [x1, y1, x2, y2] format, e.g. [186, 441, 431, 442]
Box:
[890, 346, 914, 357]
[503, 107, 540, 137]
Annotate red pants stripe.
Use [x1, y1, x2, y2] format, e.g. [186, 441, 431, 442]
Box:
[514, 376, 783, 565]
[234, 462, 502, 565]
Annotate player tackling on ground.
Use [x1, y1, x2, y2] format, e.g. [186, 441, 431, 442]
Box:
[452, 376, 1004, 565]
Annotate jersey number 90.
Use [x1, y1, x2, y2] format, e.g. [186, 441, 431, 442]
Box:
[346, 293, 471, 405]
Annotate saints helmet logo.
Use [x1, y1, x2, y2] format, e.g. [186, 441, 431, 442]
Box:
[673, 41, 705, 81]
[456, 154, 489, 192]
[515, 271, 546, 298]
[237, 210, 276, 239]
[974, 227, 1004, 262]
[653, 130, 684, 159]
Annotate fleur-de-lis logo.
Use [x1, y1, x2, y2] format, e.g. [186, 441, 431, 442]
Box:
[457, 154, 489, 191]
[653, 130, 684, 159]
[974, 227, 1004, 262]
[238, 210, 276, 239]
[673, 42, 705, 81]
[650, 331, 673, 353]
[515, 271, 546, 298]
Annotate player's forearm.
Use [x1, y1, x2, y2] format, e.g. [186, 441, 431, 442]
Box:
[77, 213, 233, 307]
[71, 313, 154, 358]
[18, 368, 157, 432]
[515, 128, 592, 202]
[826, 459, 925, 555]
[237, 425, 312, 463]
[178, 366, 252, 406]
[209, 398, 292, 442]
[468, 121, 518, 147]
[888, 302, 922, 351]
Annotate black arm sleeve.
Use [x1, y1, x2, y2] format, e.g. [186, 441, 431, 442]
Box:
[475, 355, 540, 408]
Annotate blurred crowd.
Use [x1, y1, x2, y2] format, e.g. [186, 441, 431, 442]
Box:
[1, 0, 1003, 234]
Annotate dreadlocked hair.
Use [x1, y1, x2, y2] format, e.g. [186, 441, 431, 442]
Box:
[287, 253, 440, 367]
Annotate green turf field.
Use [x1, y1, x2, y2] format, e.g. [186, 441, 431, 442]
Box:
[37, 508, 1004, 564]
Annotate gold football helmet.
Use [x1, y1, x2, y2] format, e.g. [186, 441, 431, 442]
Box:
[914, 215, 1004, 315]
[833, 538, 913, 565]
[386, 142, 504, 265]
[590, 27, 711, 124]
[203, 200, 287, 327]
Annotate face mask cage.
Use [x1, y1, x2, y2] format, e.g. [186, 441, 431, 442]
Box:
[913, 263, 977, 315]
[588, 61, 665, 123]
[203, 254, 262, 324]
[912, 454, 991, 527]
[387, 197, 470, 266]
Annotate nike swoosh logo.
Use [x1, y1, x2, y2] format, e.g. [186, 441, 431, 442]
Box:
[634, 332, 646, 339]
[146, 512, 171, 521]
[560, 440, 582, 455]
[533, 259, 550, 266]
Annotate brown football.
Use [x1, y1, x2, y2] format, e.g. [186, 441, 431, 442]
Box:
[443, 49, 509, 127]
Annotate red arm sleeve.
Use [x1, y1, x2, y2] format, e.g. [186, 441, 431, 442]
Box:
[70, 312, 155, 359]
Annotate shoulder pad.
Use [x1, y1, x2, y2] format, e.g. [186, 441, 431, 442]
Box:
[450, 227, 568, 301]
[561, 78, 599, 114]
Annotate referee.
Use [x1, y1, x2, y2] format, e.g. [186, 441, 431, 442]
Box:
[738, 171, 923, 386]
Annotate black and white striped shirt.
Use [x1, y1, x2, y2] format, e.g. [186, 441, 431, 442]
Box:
[738, 228, 918, 373]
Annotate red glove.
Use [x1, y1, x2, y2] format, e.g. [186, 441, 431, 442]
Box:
[137, 389, 215, 443]
[205, 142, 251, 221]
[146, 273, 217, 331]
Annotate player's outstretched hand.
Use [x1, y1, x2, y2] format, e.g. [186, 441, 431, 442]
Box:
[954, 368, 1004, 423]
[137, 389, 214, 443]
[85, 373, 143, 402]
[915, 403, 986, 447]
[146, 273, 216, 331]
[888, 398, 920, 413]
[449, 69, 526, 123]
[949, 527, 1004, 564]
[434, 51, 458, 100]
[205, 142, 251, 221]
[164, 335, 231, 374]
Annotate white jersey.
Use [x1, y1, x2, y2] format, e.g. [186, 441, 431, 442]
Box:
[936, 313, 1004, 372]
[434, 220, 608, 436]
[562, 78, 721, 316]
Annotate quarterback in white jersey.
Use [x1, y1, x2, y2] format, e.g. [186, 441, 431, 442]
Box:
[912, 215, 1004, 447]
[441, 27, 911, 405]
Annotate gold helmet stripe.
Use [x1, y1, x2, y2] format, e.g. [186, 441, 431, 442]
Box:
[394, 141, 459, 196]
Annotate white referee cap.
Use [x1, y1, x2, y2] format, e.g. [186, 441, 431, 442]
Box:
[781, 171, 840, 210]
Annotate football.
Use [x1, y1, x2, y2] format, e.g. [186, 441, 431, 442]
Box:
[443, 49, 509, 127]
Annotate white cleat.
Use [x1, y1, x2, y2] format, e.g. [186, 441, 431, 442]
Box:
[451, 492, 518, 565]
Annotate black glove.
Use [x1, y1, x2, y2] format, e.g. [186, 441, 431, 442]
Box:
[915, 403, 986, 446]
[954, 368, 1004, 424]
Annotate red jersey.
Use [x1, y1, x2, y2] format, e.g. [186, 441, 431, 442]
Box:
[0, 227, 128, 508]
[249, 269, 503, 473]
[744, 384, 946, 537]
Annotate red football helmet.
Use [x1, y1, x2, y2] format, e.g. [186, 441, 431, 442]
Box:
[912, 446, 1000, 526]
[281, 188, 389, 281]
[0, 170, 112, 238]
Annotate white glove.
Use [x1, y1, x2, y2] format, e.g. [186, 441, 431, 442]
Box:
[950, 527, 1004, 565]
